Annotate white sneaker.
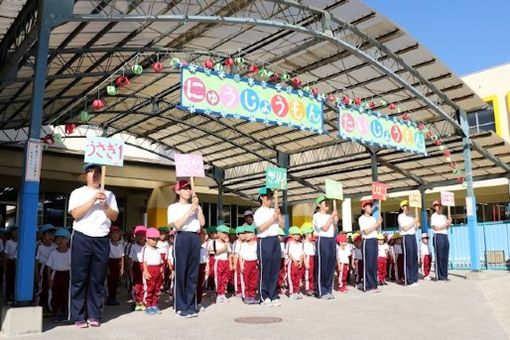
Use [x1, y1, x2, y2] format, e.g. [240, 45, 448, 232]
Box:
[424, 276, 431, 281]
[297, 292, 304, 299]
[260, 298, 272, 306]
[289, 294, 298, 300]
[216, 295, 222, 303]
[409, 282, 419, 287]
[271, 299, 281, 307]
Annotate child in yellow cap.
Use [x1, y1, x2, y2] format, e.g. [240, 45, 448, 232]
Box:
[301, 223, 315, 296]
[377, 233, 389, 285]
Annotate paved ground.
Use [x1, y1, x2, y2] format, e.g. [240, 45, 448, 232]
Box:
[3, 271, 510, 340]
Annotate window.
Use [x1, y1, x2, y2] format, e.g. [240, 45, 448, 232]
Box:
[468, 103, 495, 134]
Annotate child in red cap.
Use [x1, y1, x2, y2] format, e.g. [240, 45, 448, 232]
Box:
[420, 233, 432, 280]
[129, 225, 147, 311]
[143, 228, 164, 315]
[106, 226, 124, 305]
[336, 233, 350, 293]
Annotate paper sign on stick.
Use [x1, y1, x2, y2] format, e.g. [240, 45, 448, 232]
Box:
[325, 179, 343, 200]
[174, 153, 205, 178]
[371, 182, 388, 200]
[440, 191, 455, 207]
[409, 192, 422, 208]
[265, 167, 287, 190]
[84, 137, 124, 167]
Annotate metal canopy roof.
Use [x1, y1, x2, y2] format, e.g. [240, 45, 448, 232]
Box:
[0, 0, 508, 203]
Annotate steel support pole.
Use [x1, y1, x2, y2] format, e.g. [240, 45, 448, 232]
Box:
[15, 0, 73, 303]
[420, 188, 429, 233]
[213, 166, 225, 225]
[458, 109, 480, 271]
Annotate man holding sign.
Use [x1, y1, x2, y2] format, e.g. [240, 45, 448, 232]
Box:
[430, 200, 452, 281]
[398, 200, 420, 286]
[68, 163, 119, 328]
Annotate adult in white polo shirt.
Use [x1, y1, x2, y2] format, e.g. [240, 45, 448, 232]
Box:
[430, 200, 451, 281]
[358, 199, 382, 292]
[398, 199, 420, 286]
[254, 187, 284, 306]
[167, 180, 205, 318]
[312, 195, 337, 299]
[68, 163, 118, 328]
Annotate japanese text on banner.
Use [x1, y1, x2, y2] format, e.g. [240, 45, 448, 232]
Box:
[84, 137, 124, 167]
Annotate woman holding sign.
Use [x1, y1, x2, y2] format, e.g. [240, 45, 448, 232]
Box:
[68, 163, 119, 328]
[168, 180, 205, 318]
[430, 200, 452, 281]
[398, 200, 420, 286]
[312, 195, 338, 299]
[254, 187, 284, 306]
[358, 199, 382, 292]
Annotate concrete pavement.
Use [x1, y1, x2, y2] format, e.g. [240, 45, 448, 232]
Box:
[3, 271, 509, 340]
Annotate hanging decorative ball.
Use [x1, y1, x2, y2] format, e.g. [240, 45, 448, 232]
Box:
[449, 161, 457, 169]
[456, 176, 465, 184]
[258, 68, 269, 79]
[434, 139, 442, 146]
[224, 57, 235, 67]
[151, 62, 164, 73]
[170, 57, 180, 68]
[115, 75, 130, 88]
[418, 122, 426, 130]
[131, 64, 143, 75]
[443, 150, 451, 157]
[248, 65, 259, 73]
[234, 57, 245, 65]
[269, 73, 280, 83]
[41, 134, 55, 145]
[54, 134, 63, 144]
[106, 85, 118, 96]
[281, 73, 290, 82]
[290, 78, 302, 88]
[342, 96, 351, 105]
[354, 97, 362, 106]
[327, 94, 336, 103]
[388, 103, 397, 110]
[204, 59, 214, 69]
[426, 131, 433, 138]
[402, 112, 410, 120]
[80, 110, 89, 123]
[213, 63, 223, 72]
[368, 101, 376, 108]
[92, 98, 105, 111]
[311, 88, 320, 96]
[303, 86, 311, 93]
[64, 123, 76, 135]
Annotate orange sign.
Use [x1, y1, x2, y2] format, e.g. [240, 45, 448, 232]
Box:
[371, 182, 388, 200]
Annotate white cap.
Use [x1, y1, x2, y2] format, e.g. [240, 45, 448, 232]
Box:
[421, 232, 429, 239]
[244, 210, 254, 216]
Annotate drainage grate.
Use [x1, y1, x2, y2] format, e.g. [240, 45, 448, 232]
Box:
[235, 316, 282, 324]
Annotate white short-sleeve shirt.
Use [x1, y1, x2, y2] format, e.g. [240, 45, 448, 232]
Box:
[313, 212, 335, 238]
[421, 242, 431, 256]
[3, 239, 17, 259]
[254, 206, 279, 238]
[359, 214, 377, 239]
[239, 241, 257, 261]
[393, 244, 403, 255]
[431, 212, 448, 234]
[199, 245, 208, 264]
[353, 247, 362, 260]
[167, 202, 201, 233]
[129, 243, 144, 263]
[109, 241, 124, 259]
[36, 243, 56, 264]
[68, 185, 118, 237]
[46, 249, 71, 271]
[398, 213, 417, 236]
[143, 246, 162, 266]
[378, 243, 389, 258]
[286, 241, 303, 261]
[303, 241, 315, 256]
[336, 245, 350, 264]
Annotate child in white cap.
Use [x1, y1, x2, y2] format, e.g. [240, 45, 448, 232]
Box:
[420, 233, 432, 280]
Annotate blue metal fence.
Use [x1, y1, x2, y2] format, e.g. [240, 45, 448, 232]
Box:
[384, 221, 510, 270]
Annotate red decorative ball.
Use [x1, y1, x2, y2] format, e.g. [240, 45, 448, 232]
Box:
[443, 150, 451, 157]
[41, 133, 55, 145]
[368, 101, 376, 108]
[204, 59, 214, 69]
[402, 112, 410, 120]
[456, 176, 465, 183]
[152, 62, 164, 73]
[434, 139, 442, 146]
[248, 65, 259, 73]
[354, 97, 362, 105]
[64, 123, 76, 135]
[291, 78, 302, 88]
[426, 131, 433, 138]
[389, 103, 397, 110]
[224, 57, 234, 67]
[342, 96, 351, 105]
[269, 73, 280, 83]
[449, 161, 457, 169]
[418, 122, 426, 130]
[327, 94, 336, 103]
[311, 88, 320, 96]
[92, 99, 105, 111]
[115, 75, 130, 88]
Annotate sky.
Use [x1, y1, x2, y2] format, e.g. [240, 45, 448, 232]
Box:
[362, 0, 510, 76]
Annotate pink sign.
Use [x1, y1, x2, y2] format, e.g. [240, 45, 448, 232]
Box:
[174, 153, 205, 178]
[440, 191, 455, 207]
